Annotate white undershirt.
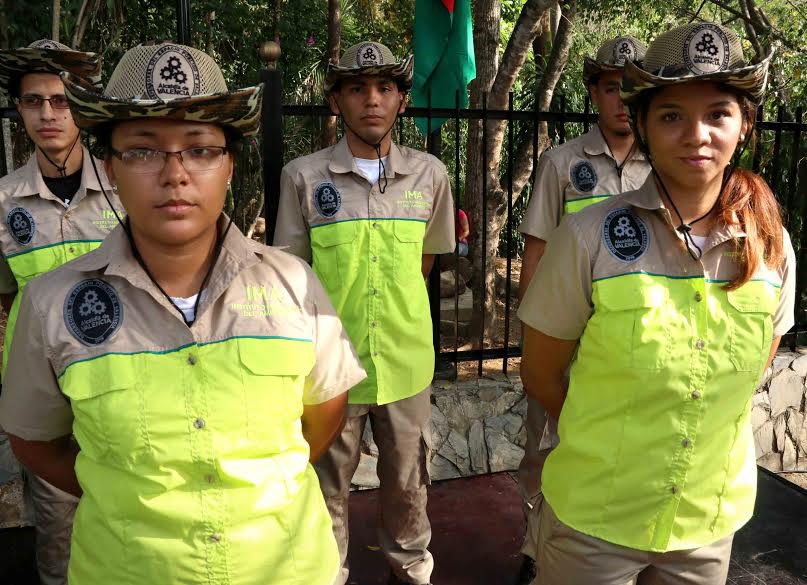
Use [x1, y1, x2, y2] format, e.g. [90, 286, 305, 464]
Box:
[688, 234, 708, 250]
[169, 293, 200, 323]
[354, 156, 389, 185]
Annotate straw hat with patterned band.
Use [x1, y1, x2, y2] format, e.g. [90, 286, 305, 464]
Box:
[621, 22, 772, 105]
[0, 39, 102, 94]
[325, 41, 413, 93]
[583, 36, 647, 85]
[62, 42, 263, 137]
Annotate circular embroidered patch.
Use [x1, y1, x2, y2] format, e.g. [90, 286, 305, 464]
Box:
[356, 43, 384, 67]
[7, 207, 36, 246]
[570, 160, 598, 193]
[603, 208, 649, 262]
[145, 44, 201, 100]
[313, 182, 342, 218]
[612, 37, 637, 65]
[684, 24, 730, 74]
[64, 279, 123, 346]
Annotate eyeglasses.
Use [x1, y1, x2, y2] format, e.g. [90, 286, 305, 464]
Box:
[16, 95, 70, 109]
[110, 146, 229, 174]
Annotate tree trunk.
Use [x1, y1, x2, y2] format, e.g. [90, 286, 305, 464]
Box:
[0, 0, 9, 49]
[72, 0, 102, 49]
[320, 0, 341, 148]
[466, 0, 554, 346]
[52, 0, 61, 42]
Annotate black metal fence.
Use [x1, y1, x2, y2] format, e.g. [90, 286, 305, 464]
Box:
[260, 76, 807, 372]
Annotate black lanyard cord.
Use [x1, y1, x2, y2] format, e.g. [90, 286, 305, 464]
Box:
[339, 115, 398, 194]
[598, 124, 636, 179]
[38, 134, 81, 177]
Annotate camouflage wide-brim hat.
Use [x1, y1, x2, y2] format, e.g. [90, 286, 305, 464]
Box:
[325, 41, 413, 92]
[0, 39, 102, 94]
[583, 36, 647, 84]
[621, 22, 772, 105]
[62, 42, 263, 136]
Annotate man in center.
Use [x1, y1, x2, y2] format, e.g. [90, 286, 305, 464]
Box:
[274, 41, 455, 585]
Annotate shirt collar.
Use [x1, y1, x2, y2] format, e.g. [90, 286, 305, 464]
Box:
[328, 137, 414, 177]
[582, 125, 646, 163]
[622, 174, 747, 241]
[15, 145, 111, 202]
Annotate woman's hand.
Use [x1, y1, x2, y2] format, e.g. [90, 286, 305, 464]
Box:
[521, 324, 578, 420]
[8, 434, 81, 497]
[301, 393, 349, 463]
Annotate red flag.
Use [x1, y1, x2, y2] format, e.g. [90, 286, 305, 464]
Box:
[442, 0, 454, 12]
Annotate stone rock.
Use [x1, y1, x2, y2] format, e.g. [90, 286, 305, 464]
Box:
[484, 425, 525, 473]
[431, 406, 450, 451]
[758, 452, 783, 472]
[797, 456, 807, 472]
[783, 436, 798, 470]
[792, 354, 807, 377]
[439, 255, 474, 283]
[768, 369, 805, 418]
[352, 452, 380, 489]
[771, 354, 794, 376]
[469, 420, 488, 473]
[774, 415, 787, 452]
[751, 391, 771, 409]
[754, 420, 775, 458]
[361, 424, 378, 458]
[438, 429, 472, 476]
[430, 453, 462, 480]
[439, 271, 467, 299]
[0, 477, 26, 529]
[440, 289, 473, 322]
[786, 409, 804, 444]
[439, 319, 471, 339]
[494, 391, 523, 415]
[513, 395, 529, 418]
[750, 405, 770, 432]
[799, 424, 807, 458]
[486, 413, 523, 439]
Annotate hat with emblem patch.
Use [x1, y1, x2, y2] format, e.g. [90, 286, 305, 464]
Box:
[583, 36, 647, 85]
[61, 42, 263, 136]
[325, 41, 413, 93]
[620, 22, 772, 105]
[0, 39, 102, 95]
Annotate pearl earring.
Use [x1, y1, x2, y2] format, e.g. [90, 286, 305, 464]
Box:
[226, 179, 232, 190]
[111, 184, 118, 194]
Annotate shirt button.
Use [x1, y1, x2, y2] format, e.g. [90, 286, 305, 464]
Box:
[193, 418, 205, 430]
[691, 390, 702, 400]
[695, 339, 705, 350]
[671, 485, 679, 494]
[373, 222, 380, 229]
[187, 354, 197, 365]
[371, 256, 378, 262]
[694, 292, 703, 302]
[370, 288, 377, 295]
[371, 321, 378, 328]
[68, 246, 75, 254]
[682, 438, 692, 448]
[373, 351, 379, 357]
[205, 474, 215, 484]
[209, 533, 221, 543]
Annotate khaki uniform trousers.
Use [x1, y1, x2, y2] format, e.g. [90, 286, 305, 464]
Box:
[516, 395, 559, 559]
[314, 388, 433, 585]
[26, 470, 78, 585]
[528, 500, 734, 585]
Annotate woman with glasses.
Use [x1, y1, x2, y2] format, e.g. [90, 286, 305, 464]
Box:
[519, 23, 795, 584]
[0, 42, 365, 585]
[0, 38, 125, 585]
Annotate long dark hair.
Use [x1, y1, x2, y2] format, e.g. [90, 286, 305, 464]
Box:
[631, 85, 784, 289]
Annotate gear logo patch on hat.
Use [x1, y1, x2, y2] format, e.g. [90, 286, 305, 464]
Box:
[314, 182, 342, 218]
[570, 160, 598, 193]
[7, 207, 36, 246]
[684, 24, 730, 74]
[603, 208, 648, 262]
[356, 43, 384, 67]
[145, 44, 201, 100]
[613, 38, 637, 65]
[64, 279, 123, 345]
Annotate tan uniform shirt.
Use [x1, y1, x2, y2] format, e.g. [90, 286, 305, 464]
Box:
[519, 126, 650, 241]
[0, 146, 122, 294]
[0, 220, 366, 440]
[274, 138, 455, 405]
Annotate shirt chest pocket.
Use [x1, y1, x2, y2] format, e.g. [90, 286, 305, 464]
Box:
[237, 339, 314, 452]
[61, 357, 148, 468]
[393, 221, 425, 285]
[726, 285, 776, 373]
[311, 223, 358, 289]
[593, 285, 672, 371]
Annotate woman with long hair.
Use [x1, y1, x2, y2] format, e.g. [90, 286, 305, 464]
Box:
[0, 42, 365, 585]
[519, 22, 795, 584]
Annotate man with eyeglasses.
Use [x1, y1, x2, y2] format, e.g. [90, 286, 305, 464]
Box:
[0, 39, 124, 585]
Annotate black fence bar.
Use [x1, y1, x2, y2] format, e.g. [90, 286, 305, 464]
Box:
[752, 105, 764, 174]
[260, 56, 283, 245]
[503, 92, 514, 374]
[175, 0, 192, 45]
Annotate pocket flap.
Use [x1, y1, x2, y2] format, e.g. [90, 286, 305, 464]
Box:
[238, 337, 315, 376]
[393, 220, 425, 243]
[60, 354, 137, 401]
[595, 282, 667, 311]
[726, 282, 777, 314]
[312, 223, 357, 247]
